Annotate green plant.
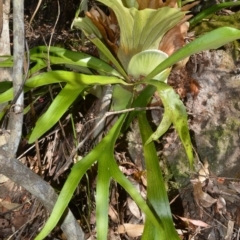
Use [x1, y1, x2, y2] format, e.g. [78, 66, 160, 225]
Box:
[1, 0, 240, 239]
[189, 1, 240, 28]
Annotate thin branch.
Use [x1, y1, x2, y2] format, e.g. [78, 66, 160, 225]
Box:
[7, 0, 25, 156]
[47, 0, 60, 70]
[29, 0, 43, 26]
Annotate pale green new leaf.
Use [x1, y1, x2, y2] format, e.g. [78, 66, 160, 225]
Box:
[145, 27, 240, 81]
[97, 0, 185, 69]
[128, 49, 169, 81]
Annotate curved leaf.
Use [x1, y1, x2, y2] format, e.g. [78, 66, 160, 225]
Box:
[0, 81, 12, 93]
[111, 84, 133, 111]
[145, 80, 193, 167]
[128, 49, 169, 81]
[26, 70, 127, 88]
[28, 72, 128, 143]
[0, 86, 31, 104]
[122, 85, 156, 131]
[145, 112, 171, 145]
[0, 71, 127, 105]
[145, 27, 240, 81]
[35, 90, 163, 240]
[30, 46, 123, 77]
[87, 36, 129, 79]
[72, 18, 128, 79]
[34, 145, 98, 240]
[35, 112, 128, 240]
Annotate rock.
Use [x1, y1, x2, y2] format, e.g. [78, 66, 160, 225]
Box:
[165, 49, 240, 182]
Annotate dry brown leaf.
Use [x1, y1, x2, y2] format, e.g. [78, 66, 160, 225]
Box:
[0, 196, 12, 213]
[159, 22, 189, 56]
[132, 170, 147, 186]
[198, 159, 209, 183]
[141, 174, 147, 187]
[108, 228, 121, 240]
[0, 174, 9, 184]
[217, 177, 225, 184]
[159, 0, 178, 8]
[216, 196, 226, 214]
[127, 197, 141, 219]
[11, 211, 28, 230]
[177, 215, 210, 228]
[90, 211, 96, 225]
[0, 201, 21, 211]
[108, 205, 119, 223]
[225, 220, 234, 240]
[117, 223, 144, 237]
[86, 7, 119, 55]
[119, 166, 135, 176]
[137, 0, 160, 9]
[229, 181, 240, 194]
[0, 130, 10, 146]
[192, 179, 217, 208]
[181, 1, 200, 11]
[236, 206, 240, 227]
[190, 78, 201, 98]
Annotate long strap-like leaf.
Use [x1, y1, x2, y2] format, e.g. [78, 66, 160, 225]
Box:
[138, 112, 180, 240]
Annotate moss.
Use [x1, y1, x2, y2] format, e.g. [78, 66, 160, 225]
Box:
[163, 148, 191, 188]
[194, 12, 240, 34]
[200, 116, 240, 171]
[166, 115, 240, 183]
[193, 12, 240, 61]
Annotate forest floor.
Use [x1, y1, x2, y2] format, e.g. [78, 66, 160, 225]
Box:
[0, 1, 240, 239]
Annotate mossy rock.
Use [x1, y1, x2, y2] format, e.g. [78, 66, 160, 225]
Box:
[164, 49, 240, 184]
[193, 12, 240, 61]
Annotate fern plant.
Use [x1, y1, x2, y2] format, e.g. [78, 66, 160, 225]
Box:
[1, 0, 240, 239]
